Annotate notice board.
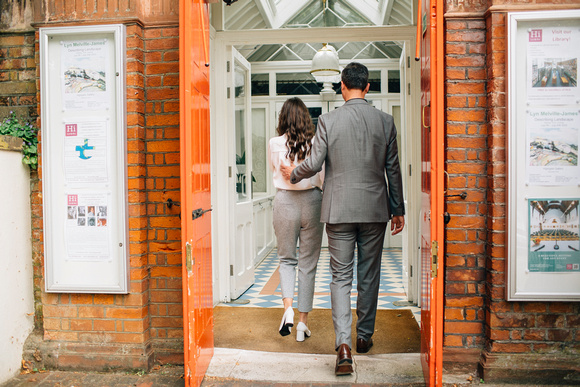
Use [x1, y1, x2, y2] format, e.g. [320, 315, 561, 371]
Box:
[40, 25, 129, 293]
[508, 11, 580, 300]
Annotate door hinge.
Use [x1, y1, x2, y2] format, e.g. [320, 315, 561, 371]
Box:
[410, 265, 413, 277]
[407, 56, 411, 68]
[408, 82, 411, 95]
[409, 164, 412, 176]
[227, 87, 231, 99]
[431, 240, 438, 278]
[230, 265, 234, 276]
[227, 61, 230, 72]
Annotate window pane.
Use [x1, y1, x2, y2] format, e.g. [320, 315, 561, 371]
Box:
[251, 73, 269, 96]
[252, 108, 267, 193]
[369, 70, 381, 93]
[308, 107, 323, 130]
[234, 63, 249, 202]
[276, 72, 321, 95]
[392, 105, 402, 157]
[388, 70, 400, 93]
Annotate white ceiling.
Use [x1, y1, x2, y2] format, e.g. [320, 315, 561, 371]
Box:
[221, 0, 414, 61]
[223, 0, 413, 31]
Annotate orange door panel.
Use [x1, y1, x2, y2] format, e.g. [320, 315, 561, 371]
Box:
[179, 1, 213, 386]
[418, 0, 444, 385]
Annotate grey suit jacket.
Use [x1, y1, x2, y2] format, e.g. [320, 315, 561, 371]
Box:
[290, 98, 405, 224]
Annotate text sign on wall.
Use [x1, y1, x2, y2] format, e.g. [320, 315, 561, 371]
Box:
[40, 25, 129, 293]
[508, 11, 580, 300]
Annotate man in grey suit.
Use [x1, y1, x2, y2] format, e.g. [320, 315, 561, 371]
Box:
[283, 62, 405, 375]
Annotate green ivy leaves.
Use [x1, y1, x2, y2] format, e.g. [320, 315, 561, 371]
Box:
[0, 112, 39, 170]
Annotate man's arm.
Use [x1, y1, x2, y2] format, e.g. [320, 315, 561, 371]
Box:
[288, 115, 328, 184]
[385, 117, 405, 227]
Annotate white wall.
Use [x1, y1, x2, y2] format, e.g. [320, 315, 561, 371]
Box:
[0, 145, 34, 384]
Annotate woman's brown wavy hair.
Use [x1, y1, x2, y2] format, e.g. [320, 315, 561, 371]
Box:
[276, 97, 314, 162]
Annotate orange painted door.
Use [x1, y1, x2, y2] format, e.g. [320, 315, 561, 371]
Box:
[179, 1, 213, 386]
[418, 0, 444, 384]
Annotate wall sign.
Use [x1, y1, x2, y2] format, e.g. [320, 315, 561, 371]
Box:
[40, 25, 129, 293]
[508, 11, 580, 300]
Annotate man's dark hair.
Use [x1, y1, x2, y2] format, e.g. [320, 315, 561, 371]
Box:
[341, 62, 369, 91]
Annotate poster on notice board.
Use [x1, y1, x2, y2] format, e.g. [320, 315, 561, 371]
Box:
[528, 199, 580, 272]
[526, 108, 579, 186]
[527, 26, 580, 105]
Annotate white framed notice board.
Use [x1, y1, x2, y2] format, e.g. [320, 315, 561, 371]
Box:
[40, 25, 129, 293]
[507, 11, 580, 301]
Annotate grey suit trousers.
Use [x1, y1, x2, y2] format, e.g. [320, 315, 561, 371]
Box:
[273, 188, 324, 312]
[326, 222, 387, 350]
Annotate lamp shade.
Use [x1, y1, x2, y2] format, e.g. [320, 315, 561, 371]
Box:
[310, 44, 340, 77]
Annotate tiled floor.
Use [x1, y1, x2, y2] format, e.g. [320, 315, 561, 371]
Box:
[220, 247, 421, 324]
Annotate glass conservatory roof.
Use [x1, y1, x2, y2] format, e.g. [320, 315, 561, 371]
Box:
[224, 0, 413, 30]
[224, 0, 413, 61]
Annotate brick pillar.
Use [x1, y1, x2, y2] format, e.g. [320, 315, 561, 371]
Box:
[443, 15, 488, 371]
[143, 26, 184, 364]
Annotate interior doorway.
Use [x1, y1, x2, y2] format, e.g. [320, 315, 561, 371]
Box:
[210, 26, 422, 312]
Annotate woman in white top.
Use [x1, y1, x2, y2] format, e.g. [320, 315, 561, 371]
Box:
[268, 97, 324, 342]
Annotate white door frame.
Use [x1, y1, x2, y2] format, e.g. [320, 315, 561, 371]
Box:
[211, 26, 422, 305]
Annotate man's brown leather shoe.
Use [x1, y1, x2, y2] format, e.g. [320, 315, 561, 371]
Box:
[335, 343, 353, 375]
[356, 337, 373, 353]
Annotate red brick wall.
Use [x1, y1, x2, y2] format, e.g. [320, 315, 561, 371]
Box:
[444, 17, 487, 350]
[33, 24, 154, 369]
[0, 32, 37, 120]
[444, 5, 580, 380]
[483, 10, 580, 360]
[143, 25, 184, 363]
[30, 22, 185, 369]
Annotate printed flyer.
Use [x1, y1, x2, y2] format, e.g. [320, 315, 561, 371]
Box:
[61, 39, 109, 111]
[527, 26, 580, 104]
[528, 199, 580, 272]
[63, 120, 109, 183]
[526, 108, 579, 185]
[65, 193, 110, 261]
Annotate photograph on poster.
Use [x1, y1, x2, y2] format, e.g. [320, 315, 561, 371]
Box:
[527, 27, 580, 104]
[528, 199, 580, 272]
[63, 120, 109, 184]
[526, 108, 579, 185]
[61, 39, 109, 111]
[65, 193, 110, 261]
[531, 58, 576, 88]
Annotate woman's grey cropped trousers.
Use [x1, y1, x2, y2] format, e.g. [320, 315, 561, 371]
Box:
[273, 188, 324, 313]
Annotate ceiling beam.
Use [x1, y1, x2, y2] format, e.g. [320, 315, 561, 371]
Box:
[215, 25, 416, 45]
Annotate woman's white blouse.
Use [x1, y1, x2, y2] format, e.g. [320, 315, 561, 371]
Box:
[268, 134, 324, 191]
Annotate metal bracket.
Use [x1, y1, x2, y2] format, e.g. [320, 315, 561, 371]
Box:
[444, 191, 467, 199]
[166, 198, 180, 209]
[444, 212, 451, 224]
[192, 207, 212, 220]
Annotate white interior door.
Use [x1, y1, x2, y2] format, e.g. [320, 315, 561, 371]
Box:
[398, 44, 411, 297]
[230, 48, 254, 299]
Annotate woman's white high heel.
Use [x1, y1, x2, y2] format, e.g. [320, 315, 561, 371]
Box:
[279, 308, 294, 336]
[295, 321, 311, 342]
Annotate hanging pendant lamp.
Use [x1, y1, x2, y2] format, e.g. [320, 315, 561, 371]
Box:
[310, 43, 340, 100]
